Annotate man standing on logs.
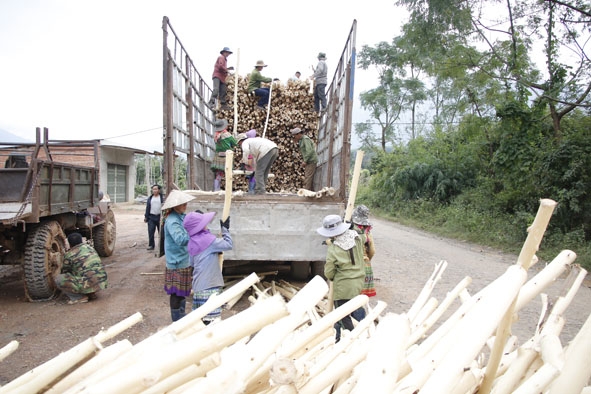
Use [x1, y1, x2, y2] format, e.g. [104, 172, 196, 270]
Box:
[236, 133, 278, 195]
[247, 60, 278, 110]
[310, 52, 328, 113]
[208, 47, 234, 111]
[290, 127, 318, 191]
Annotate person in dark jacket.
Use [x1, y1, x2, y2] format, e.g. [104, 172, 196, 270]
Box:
[144, 184, 164, 251]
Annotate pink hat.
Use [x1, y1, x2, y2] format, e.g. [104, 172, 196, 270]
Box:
[246, 129, 257, 138]
[183, 211, 216, 236]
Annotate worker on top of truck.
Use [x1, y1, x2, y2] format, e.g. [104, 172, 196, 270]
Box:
[237, 133, 278, 195]
[310, 52, 328, 113]
[208, 47, 234, 111]
[290, 127, 318, 191]
[247, 60, 278, 110]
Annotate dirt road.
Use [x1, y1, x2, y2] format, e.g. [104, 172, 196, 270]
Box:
[1, 204, 590, 385]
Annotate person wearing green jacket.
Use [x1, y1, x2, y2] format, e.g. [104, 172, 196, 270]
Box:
[290, 127, 318, 191]
[247, 60, 277, 110]
[317, 214, 366, 342]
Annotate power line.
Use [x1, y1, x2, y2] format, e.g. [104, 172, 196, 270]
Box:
[103, 127, 162, 140]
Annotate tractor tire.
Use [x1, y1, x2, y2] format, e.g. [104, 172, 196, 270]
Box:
[23, 221, 66, 301]
[93, 209, 116, 257]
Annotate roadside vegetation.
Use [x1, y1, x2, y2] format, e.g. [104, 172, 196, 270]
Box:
[354, 0, 591, 270]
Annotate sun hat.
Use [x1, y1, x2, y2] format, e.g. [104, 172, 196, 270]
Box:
[161, 190, 195, 210]
[183, 211, 216, 236]
[236, 133, 248, 143]
[255, 60, 267, 67]
[317, 52, 326, 60]
[352, 205, 371, 226]
[246, 129, 257, 138]
[290, 127, 302, 135]
[214, 119, 228, 132]
[220, 47, 233, 54]
[317, 214, 350, 238]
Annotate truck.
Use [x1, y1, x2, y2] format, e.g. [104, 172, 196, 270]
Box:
[161, 17, 357, 279]
[0, 128, 116, 301]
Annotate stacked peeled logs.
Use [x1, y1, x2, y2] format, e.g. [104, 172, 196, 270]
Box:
[214, 76, 319, 193]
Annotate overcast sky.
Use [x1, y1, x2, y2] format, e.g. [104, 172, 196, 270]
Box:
[0, 0, 408, 151]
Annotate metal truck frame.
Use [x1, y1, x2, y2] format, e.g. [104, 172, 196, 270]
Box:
[161, 17, 356, 279]
[0, 128, 116, 301]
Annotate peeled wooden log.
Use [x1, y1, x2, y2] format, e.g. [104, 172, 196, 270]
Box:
[407, 260, 447, 322]
[46, 340, 133, 394]
[351, 313, 410, 393]
[79, 296, 289, 394]
[0, 340, 18, 363]
[1, 312, 142, 394]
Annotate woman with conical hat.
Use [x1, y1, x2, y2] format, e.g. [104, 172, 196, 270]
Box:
[161, 189, 195, 322]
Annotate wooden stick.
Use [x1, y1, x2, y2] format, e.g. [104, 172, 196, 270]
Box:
[233, 48, 240, 135]
[516, 198, 557, 270]
[263, 81, 274, 138]
[343, 150, 364, 222]
[407, 260, 447, 322]
[219, 149, 234, 271]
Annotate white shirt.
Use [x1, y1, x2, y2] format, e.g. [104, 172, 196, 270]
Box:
[149, 195, 162, 215]
[241, 137, 277, 164]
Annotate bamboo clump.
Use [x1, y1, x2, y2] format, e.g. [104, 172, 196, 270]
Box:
[215, 76, 319, 193]
[2, 199, 591, 393]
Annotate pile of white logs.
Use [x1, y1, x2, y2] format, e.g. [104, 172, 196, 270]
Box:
[2, 198, 591, 394]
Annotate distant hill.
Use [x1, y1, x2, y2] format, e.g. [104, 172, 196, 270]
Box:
[0, 129, 32, 143]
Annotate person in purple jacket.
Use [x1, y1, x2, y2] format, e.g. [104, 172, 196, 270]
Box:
[183, 211, 232, 324]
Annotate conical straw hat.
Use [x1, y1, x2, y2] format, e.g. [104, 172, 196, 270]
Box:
[161, 190, 195, 210]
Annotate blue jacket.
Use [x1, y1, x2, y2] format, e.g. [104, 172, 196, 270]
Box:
[163, 211, 190, 269]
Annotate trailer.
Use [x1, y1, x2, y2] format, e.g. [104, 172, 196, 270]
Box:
[161, 17, 356, 279]
[0, 128, 116, 301]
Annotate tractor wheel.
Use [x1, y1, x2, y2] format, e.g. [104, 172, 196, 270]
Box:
[93, 209, 116, 257]
[23, 221, 66, 301]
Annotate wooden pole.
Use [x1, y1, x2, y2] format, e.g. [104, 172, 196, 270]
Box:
[344, 150, 364, 222]
[218, 150, 233, 270]
[0, 340, 18, 362]
[263, 81, 274, 139]
[233, 48, 240, 135]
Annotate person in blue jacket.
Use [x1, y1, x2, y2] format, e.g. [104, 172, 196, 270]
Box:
[162, 189, 195, 322]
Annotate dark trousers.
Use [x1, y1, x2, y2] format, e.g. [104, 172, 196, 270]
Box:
[254, 148, 278, 194]
[314, 83, 327, 112]
[210, 77, 227, 105]
[146, 214, 160, 248]
[333, 299, 366, 342]
[254, 87, 270, 107]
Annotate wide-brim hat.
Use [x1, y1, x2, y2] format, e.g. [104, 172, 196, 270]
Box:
[290, 127, 302, 135]
[317, 214, 349, 237]
[220, 47, 233, 54]
[317, 52, 326, 59]
[183, 211, 216, 235]
[162, 190, 195, 210]
[214, 119, 228, 132]
[255, 60, 267, 67]
[352, 205, 371, 226]
[236, 133, 248, 143]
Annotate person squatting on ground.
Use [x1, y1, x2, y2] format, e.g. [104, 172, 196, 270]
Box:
[351, 205, 376, 297]
[311, 52, 327, 112]
[208, 47, 234, 110]
[236, 133, 279, 195]
[211, 119, 237, 191]
[162, 189, 195, 322]
[183, 211, 233, 325]
[317, 215, 366, 342]
[290, 127, 318, 191]
[54, 232, 108, 305]
[247, 60, 278, 110]
[144, 184, 163, 251]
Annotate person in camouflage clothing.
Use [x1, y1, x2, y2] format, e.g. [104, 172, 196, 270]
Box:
[54, 232, 108, 304]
